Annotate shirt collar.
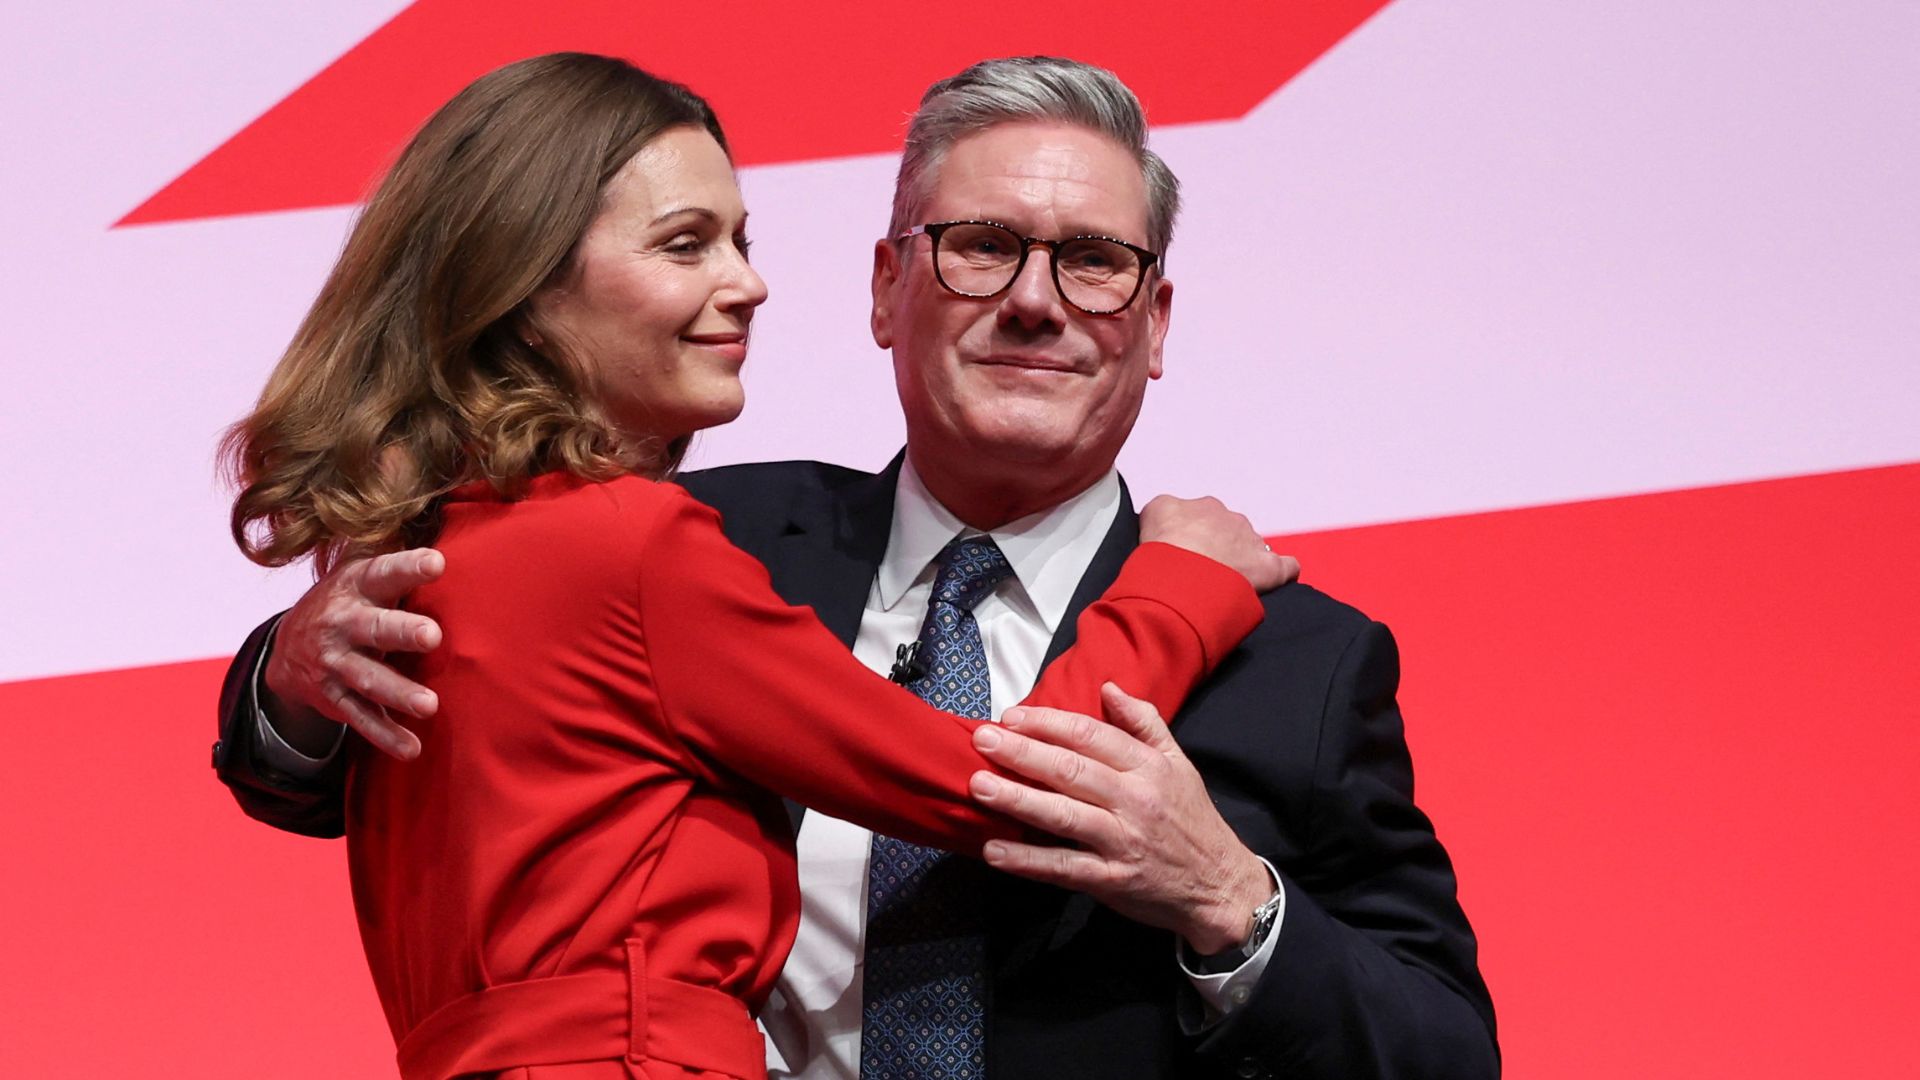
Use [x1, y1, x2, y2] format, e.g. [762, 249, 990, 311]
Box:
[874, 458, 1123, 636]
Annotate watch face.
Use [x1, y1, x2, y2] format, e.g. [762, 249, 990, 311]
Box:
[1243, 892, 1283, 957]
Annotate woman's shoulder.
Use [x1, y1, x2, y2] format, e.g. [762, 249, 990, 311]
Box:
[423, 472, 745, 632]
[551, 472, 725, 540]
[537, 470, 684, 517]
[443, 470, 717, 561]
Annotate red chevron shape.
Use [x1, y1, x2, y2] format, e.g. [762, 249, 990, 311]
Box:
[117, 0, 1392, 227]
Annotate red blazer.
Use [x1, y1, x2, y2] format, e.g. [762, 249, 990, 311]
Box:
[346, 472, 1261, 1080]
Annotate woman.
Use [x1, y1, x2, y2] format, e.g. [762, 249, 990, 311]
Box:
[225, 54, 1277, 1079]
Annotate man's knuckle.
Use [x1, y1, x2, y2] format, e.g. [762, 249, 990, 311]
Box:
[320, 679, 351, 707]
[1068, 714, 1097, 746]
[999, 733, 1029, 764]
[1055, 800, 1079, 836]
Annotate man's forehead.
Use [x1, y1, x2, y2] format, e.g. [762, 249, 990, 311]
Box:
[922, 120, 1149, 238]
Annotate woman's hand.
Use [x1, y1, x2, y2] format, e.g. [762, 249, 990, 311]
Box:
[1138, 494, 1298, 593]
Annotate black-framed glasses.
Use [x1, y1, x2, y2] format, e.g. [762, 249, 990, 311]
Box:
[896, 220, 1161, 315]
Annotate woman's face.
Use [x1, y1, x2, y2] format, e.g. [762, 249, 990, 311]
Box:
[532, 126, 768, 444]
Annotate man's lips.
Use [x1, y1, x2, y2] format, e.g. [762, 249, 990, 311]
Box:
[973, 354, 1081, 373]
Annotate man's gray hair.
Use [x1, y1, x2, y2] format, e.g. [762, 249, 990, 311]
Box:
[888, 56, 1181, 258]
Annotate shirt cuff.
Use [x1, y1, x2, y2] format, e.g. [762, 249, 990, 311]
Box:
[1176, 857, 1285, 1017]
[250, 620, 344, 777]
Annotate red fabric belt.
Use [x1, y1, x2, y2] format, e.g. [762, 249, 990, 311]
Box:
[395, 939, 764, 1079]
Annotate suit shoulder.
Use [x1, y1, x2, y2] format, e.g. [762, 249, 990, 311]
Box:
[1257, 581, 1385, 644]
[672, 459, 885, 537]
[675, 459, 874, 510]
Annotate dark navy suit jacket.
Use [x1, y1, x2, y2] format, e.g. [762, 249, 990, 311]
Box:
[215, 457, 1498, 1079]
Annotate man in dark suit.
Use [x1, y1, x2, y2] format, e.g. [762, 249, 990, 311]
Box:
[215, 57, 1496, 1079]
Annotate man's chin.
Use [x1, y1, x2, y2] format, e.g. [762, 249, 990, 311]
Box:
[952, 417, 1087, 468]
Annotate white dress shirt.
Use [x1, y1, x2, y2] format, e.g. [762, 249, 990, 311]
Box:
[759, 462, 1278, 1079]
[252, 461, 1278, 1077]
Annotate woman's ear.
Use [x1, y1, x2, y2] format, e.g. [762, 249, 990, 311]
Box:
[513, 302, 546, 351]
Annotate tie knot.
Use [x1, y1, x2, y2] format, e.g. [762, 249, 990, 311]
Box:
[929, 536, 1012, 612]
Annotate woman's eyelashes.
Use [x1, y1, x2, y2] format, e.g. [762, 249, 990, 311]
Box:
[656, 228, 749, 260]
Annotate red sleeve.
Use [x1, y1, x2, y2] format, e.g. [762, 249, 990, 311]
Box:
[634, 491, 1262, 851]
[1022, 540, 1262, 721]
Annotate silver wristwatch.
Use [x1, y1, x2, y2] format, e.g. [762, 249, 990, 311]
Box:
[1242, 885, 1284, 958]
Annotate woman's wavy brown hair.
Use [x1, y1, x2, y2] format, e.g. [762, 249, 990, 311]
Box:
[223, 53, 728, 574]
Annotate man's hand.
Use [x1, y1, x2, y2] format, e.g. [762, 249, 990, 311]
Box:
[968, 682, 1275, 954]
[261, 548, 446, 761]
[1139, 494, 1298, 593]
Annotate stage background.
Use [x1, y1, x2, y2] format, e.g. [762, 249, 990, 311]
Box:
[3, 2, 1916, 1075]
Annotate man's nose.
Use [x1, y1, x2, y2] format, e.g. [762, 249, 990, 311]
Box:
[999, 246, 1065, 327]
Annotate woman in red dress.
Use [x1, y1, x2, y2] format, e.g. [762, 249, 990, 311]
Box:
[225, 54, 1281, 1080]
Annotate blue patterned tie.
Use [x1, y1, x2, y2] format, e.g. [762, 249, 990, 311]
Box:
[861, 535, 1013, 1080]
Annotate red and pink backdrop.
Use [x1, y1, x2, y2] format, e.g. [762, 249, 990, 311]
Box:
[3, 2, 1916, 1075]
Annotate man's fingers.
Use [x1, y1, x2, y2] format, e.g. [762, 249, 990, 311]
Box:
[354, 604, 443, 654]
[353, 548, 445, 606]
[970, 771, 1121, 848]
[1000, 705, 1155, 771]
[973, 722, 1122, 803]
[323, 681, 422, 761]
[1098, 683, 1176, 753]
[980, 839, 1113, 891]
[333, 651, 438, 718]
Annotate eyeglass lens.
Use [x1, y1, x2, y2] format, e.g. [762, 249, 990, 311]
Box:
[933, 222, 1145, 314]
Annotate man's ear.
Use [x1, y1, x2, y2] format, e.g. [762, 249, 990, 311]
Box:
[870, 238, 901, 349]
[1146, 274, 1173, 379]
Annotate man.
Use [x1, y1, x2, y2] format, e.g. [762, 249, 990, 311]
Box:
[215, 57, 1497, 1079]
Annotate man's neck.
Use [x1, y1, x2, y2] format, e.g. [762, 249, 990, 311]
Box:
[906, 445, 1112, 531]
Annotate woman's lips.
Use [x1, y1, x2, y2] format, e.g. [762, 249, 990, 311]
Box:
[684, 334, 748, 363]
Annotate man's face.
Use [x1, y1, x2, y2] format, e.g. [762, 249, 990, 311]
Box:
[871, 121, 1172, 491]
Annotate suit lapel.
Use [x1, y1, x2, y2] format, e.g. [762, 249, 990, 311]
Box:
[775, 455, 902, 832]
[993, 484, 1142, 975]
[1040, 478, 1140, 670]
